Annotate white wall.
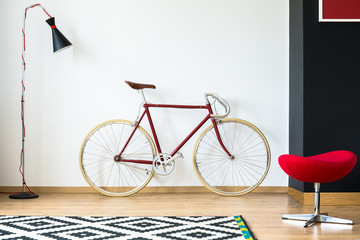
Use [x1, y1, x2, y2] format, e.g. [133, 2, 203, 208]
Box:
[0, 0, 289, 187]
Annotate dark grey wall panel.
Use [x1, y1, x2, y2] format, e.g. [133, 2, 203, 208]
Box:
[289, 0, 360, 192]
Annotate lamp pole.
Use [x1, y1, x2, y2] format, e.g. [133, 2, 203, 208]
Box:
[10, 4, 72, 199]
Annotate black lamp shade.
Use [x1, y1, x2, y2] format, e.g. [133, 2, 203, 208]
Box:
[46, 17, 72, 53]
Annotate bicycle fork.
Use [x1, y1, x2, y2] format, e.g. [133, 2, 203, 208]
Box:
[210, 119, 234, 159]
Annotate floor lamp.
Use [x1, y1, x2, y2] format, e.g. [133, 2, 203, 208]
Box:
[9, 4, 72, 199]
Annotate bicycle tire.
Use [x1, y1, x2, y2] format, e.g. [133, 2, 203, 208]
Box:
[79, 119, 156, 196]
[193, 118, 270, 196]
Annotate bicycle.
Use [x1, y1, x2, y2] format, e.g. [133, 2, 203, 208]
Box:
[79, 81, 271, 197]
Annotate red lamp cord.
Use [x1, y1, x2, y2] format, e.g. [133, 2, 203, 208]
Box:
[19, 4, 52, 194]
[0, 4, 53, 195]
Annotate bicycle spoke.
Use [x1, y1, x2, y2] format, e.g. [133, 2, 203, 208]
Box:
[110, 124, 119, 153]
[230, 160, 246, 186]
[233, 161, 246, 186]
[82, 159, 112, 167]
[90, 163, 114, 185]
[98, 130, 115, 155]
[235, 160, 259, 184]
[84, 144, 113, 156]
[197, 158, 229, 169]
[103, 126, 117, 154]
[236, 140, 264, 156]
[220, 123, 231, 151]
[201, 136, 227, 155]
[83, 151, 112, 159]
[105, 162, 116, 189]
[117, 123, 126, 153]
[238, 159, 267, 170]
[88, 138, 114, 156]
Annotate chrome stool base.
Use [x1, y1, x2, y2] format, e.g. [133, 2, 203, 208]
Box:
[283, 183, 354, 227]
[282, 214, 353, 227]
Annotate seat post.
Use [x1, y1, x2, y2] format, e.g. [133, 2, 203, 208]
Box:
[314, 182, 320, 215]
[139, 89, 147, 103]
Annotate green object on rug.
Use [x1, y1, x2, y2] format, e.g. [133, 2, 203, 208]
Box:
[0, 215, 255, 239]
[234, 215, 257, 240]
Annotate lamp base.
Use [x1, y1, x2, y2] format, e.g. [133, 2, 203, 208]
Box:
[9, 192, 39, 199]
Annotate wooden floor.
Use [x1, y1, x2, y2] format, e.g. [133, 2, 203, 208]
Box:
[1, 192, 359, 239]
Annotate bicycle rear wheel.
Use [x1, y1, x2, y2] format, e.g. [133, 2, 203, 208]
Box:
[80, 120, 156, 196]
[193, 118, 270, 196]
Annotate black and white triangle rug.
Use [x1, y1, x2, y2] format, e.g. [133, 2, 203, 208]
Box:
[0, 215, 255, 240]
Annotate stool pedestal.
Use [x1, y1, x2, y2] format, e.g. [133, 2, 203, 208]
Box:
[282, 183, 354, 227]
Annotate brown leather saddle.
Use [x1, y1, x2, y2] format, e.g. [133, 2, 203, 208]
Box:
[125, 81, 156, 90]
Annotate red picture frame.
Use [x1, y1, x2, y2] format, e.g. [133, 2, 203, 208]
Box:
[319, 0, 360, 22]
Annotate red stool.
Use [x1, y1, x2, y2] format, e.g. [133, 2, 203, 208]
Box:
[278, 150, 357, 227]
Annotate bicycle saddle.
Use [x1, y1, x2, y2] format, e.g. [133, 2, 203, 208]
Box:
[125, 81, 156, 90]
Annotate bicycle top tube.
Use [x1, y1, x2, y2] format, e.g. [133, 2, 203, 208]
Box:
[125, 80, 230, 117]
[144, 103, 208, 109]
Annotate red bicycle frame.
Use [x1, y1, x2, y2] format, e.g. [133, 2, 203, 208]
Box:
[116, 102, 232, 165]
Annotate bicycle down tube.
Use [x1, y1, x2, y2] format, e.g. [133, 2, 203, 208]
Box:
[115, 102, 233, 165]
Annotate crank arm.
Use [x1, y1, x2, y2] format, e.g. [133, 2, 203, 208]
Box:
[162, 153, 183, 166]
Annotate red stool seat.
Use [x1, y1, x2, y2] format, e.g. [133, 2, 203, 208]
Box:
[278, 150, 357, 227]
[279, 150, 356, 183]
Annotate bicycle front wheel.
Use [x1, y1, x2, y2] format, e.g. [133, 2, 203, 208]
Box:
[193, 118, 270, 196]
[80, 120, 156, 196]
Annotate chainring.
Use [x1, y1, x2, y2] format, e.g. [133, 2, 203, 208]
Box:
[153, 153, 175, 176]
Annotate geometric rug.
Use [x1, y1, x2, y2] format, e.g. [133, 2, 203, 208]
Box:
[0, 215, 256, 240]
